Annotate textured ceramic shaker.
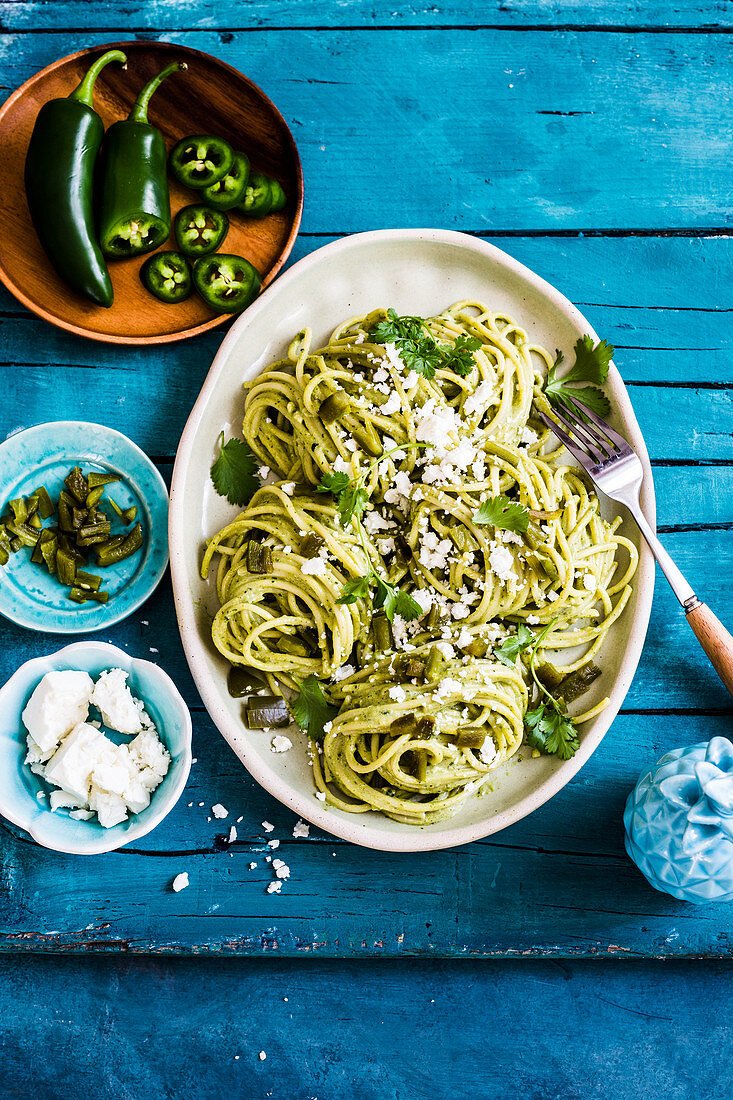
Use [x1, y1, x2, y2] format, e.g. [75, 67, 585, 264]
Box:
[624, 736, 733, 903]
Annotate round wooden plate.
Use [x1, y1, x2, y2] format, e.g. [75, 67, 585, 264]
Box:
[0, 42, 303, 344]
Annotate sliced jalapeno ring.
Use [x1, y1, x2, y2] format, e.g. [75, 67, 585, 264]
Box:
[201, 151, 250, 211]
[169, 134, 234, 189]
[268, 179, 287, 212]
[238, 171, 273, 218]
[192, 253, 261, 314]
[102, 212, 170, 259]
[140, 251, 192, 303]
[173, 204, 229, 257]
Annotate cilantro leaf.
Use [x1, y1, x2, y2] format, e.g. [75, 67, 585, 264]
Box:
[372, 308, 427, 345]
[399, 338, 441, 380]
[338, 482, 369, 526]
[493, 624, 534, 668]
[291, 674, 339, 741]
[545, 335, 614, 419]
[372, 309, 483, 380]
[524, 703, 579, 760]
[317, 471, 350, 496]
[373, 576, 423, 623]
[473, 494, 530, 534]
[210, 434, 260, 506]
[316, 471, 367, 525]
[442, 334, 481, 378]
[338, 575, 371, 604]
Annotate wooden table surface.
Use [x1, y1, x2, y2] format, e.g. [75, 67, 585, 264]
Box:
[1, 3, 733, 1096]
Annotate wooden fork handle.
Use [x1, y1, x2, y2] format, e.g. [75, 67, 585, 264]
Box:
[686, 603, 733, 697]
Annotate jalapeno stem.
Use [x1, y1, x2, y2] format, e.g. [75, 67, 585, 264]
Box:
[127, 61, 187, 124]
[69, 49, 127, 107]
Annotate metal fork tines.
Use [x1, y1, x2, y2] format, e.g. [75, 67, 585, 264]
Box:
[536, 392, 696, 608]
[536, 386, 733, 699]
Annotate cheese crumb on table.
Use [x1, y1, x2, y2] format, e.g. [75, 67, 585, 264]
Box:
[211, 803, 228, 819]
[262, 820, 274, 833]
[293, 819, 310, 838]
[172, 872, 189, 892]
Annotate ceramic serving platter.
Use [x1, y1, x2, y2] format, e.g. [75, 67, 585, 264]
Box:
[169, 229, 656, 852]
[0, 42, 302, 344]
[0, 421, 169, 633]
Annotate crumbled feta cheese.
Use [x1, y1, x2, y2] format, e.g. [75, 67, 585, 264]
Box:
[364, 510, 395, 534]
[293, 819, 310, 838]
[435, 641, 456, 660]
[266, 882, 282, 894]
[228, 825, 237, 843]
[271, 734, 292, 753]
[69, 809, 95, 821]
[42, 722, 106, 803]
[315, 791, 327, 802]
[172, 872, 189, 892]
[322, 721, 333, 735]
[249, 862, 257, 870]
[488, 544, 515, 582]
[91, 668, 143, 735]
[212, 803, 228, 819]
[479, 738, 496, 765]
[280, 481, 296, 496]
[268, 838, 280, 850]
[301, 554, 329, 576]
[526, 614, 540, 625]
[272, 859, 290, 880]
[262, 820, 274, 833]
[22, 670, 94, 755]
[388, 685, 407, 703]
[259, 1051, 267, 1060]
[434, 677, 464, 702]
[331, 664, 355, 682]
[583, 573, 596, 591]
[521, 426, 538, 445]
[455, 627, 473, 650]
[381, 389, 402, 416]
[463, 380, 495, 417]
[419, 531, 452, 570]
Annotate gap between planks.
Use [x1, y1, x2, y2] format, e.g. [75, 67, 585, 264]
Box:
[5, 25, 733, 36]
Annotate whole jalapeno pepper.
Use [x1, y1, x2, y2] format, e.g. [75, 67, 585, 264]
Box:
[140, 251, 192, 303]
[173, 204, 229, 257]
[169, 134, 233, 189]
[192, 253, 261, 314]
[24, 48, 127, 307]
[237, 171, 273, 218]
[201, 151, 250, 210]
[98, 61, 186, 259]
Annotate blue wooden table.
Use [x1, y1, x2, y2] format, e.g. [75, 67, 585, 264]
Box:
[2, 3, 733, 1096]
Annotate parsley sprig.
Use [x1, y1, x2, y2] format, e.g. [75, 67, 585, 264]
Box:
[317, 442, 428, 624]
[371, 308, 481, 381]
[210, 433, 260, 506]
[291, 674, 339, 740]
[545, 335, 614, 419]
[473, 494, 529, 534]
[492, 620, 579, 760]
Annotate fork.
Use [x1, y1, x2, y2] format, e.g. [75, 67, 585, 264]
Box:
[537, 395, 733, 697]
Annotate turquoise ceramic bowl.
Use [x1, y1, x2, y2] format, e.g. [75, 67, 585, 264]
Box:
[0, 421, 169, 633]
[0, 641, 192, 854]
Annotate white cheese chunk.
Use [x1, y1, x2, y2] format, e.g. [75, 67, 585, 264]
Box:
[91, 668, 143, 735]
[22, 670, 94, 754]
[172, 872, 189, 892]
[42, 722, 106, 802]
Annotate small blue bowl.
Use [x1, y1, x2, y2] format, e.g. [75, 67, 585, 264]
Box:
[0, 641, 192, 854]
[0, 421, 169, 633]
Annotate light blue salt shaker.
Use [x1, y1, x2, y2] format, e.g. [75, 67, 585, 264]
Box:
[624, 736, 733, 904]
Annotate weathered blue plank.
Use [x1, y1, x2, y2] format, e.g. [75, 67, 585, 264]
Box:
[2, 0, 731, 31]
[0, 953, 730, 1100]
[1, 711, 733, 957]
[3, 234, 733, 459]
[2, 30, 733, 230]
